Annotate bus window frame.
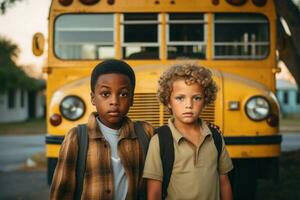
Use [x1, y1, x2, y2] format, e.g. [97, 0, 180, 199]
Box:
[166, 13, 207, 60]
[212, 13, 270, 60]
[53, 13, 116, 61]
[121, 13, 161, 60]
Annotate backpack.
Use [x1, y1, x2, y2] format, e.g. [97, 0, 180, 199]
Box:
[74, 122, 150, 200]
[75, 122, 222, 200]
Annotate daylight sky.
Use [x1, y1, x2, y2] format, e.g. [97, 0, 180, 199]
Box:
[0, 0, 51, 76]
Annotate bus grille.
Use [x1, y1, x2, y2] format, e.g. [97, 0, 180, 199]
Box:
[128, 93, 215, 127]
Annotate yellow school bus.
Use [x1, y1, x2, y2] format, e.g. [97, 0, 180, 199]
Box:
[33, 0, 281, 198]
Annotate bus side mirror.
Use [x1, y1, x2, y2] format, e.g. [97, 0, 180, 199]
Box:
[32, 32, 45, 56]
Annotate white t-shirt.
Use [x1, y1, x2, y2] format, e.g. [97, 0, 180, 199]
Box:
[97, 118, 128, 200]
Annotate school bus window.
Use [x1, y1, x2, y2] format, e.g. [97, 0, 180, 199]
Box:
[54, 14, 114, 60]
[213, 13, 269, 59]
[122, 13, 159, 60]
[167, 13, 206, 60]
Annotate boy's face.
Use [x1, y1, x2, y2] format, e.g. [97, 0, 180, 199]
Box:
[91, 73, 133, 129]
[168, 79, 205, 126]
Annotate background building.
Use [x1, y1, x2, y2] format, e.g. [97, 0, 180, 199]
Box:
[276, 79, 300, 116]
[0, 82, 45, 123]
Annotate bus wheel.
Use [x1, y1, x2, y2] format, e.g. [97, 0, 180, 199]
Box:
[229, 159, 258, 200]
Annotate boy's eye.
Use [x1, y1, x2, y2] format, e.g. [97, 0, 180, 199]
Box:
[194, 96, 203, 101]
[175, 96, 184, 101]
[120, 92, 129, 97]
[101, 91, 110, 97]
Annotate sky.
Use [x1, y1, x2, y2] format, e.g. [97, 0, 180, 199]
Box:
[0, 0, 51, 77]
[0, 0, 298, 82]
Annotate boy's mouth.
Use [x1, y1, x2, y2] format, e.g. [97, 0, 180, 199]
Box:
[182, 112, 193, 116]
[108, 110, 120, 116]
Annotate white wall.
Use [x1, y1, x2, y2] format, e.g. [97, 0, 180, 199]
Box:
[277, 89, 300, 115]
[0, 89, 28, 123]
[35, 91, 45, 118]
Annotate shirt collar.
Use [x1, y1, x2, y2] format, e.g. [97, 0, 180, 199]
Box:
[167, 118, 212, 144]
[202, 121, 213, 137]
[168, 118, 184, 143]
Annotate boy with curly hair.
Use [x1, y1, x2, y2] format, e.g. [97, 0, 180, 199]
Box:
[143, 63, 233, 200]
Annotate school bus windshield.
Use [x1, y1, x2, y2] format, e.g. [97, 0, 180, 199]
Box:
[54, 14, 115, 60]
[54, 12, 269, 61]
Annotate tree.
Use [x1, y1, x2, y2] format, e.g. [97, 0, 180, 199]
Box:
[275, 0, 300, 87]
[0, 36, 19, 66]
[0, 37, 42, 92]
[0, 0, 23, 14]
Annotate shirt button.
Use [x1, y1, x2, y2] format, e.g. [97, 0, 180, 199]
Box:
[106, 189, 111, 194]
[104, 144, 107, 148]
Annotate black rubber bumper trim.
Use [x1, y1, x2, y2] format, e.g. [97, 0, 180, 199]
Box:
[45, 135, 64, 144]
[224, 135, 282, 145]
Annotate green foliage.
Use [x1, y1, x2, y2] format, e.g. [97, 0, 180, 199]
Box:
[0, 0, 23, 14]
[0, 37, 42, 92]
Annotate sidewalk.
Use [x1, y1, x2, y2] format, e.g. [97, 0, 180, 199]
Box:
[280, 116, 300, 133]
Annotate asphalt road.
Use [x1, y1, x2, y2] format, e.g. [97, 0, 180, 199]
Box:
[0, 135, 47, 199]
[281, 132, 300, 151]
[0, 135, 44, 172]
[0, 132, 299, 199]
[0, 170, 49, 200]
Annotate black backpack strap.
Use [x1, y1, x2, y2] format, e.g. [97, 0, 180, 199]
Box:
[156, 125, 174, 200]
[207, 123, 222, 162]
[75, 124, 88, 200]
[134, 121, 151, 200]
[134, 121, 150, 161]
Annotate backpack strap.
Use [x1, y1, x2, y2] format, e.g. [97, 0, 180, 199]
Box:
[155, 125, 174, 200]
[134, 121, 151, 200]
[207, 123, 222, 162]
[75, 124, 88, 200]
[134, 121, 150, 161]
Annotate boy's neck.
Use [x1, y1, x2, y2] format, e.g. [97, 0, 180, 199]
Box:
[173, 119, 203, 146]
[173, 118, 202, 134]
[96, 115, 123, 130]
[96, 117, 120, 135]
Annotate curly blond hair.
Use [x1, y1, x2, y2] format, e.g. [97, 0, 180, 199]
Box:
[157, 63, 218, 110]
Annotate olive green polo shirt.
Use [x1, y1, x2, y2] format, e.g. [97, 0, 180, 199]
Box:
[143, 118, 233, 200]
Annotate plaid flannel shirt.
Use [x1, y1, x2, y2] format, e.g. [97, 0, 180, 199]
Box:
[50, 112, 154, 200]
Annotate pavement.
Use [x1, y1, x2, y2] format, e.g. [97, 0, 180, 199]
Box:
[0, 169, 49, 200]
[0, 135, 44, 172]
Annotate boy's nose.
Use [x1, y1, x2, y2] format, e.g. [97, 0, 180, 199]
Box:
[110, 95, 119, 105]
[185, 104, 192, 109]
[185, 99, 192, 108]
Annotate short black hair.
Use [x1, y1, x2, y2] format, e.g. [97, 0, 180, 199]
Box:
[90, 59, 136, 93]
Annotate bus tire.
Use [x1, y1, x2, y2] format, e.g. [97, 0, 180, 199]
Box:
[229, 159, 258, 200]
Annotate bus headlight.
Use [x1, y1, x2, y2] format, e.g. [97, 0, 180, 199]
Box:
[245, 96, 270, 121]
[60, 96, 85, 120]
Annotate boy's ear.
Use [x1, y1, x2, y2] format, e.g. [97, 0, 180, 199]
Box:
[90, 92, 96, 106]
[167, 103, 173, 114]
[167, 102, 171, 109]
